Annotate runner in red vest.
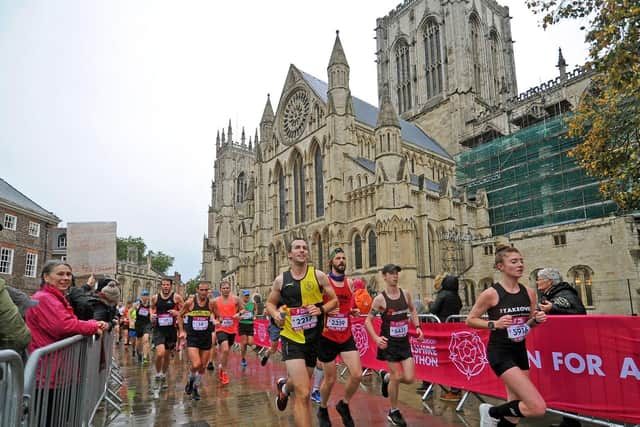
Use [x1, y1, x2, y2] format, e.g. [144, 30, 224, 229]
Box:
[213, 280, 241, 385]
[316, 247, 361, 427]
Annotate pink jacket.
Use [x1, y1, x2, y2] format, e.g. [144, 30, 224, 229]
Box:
[26, 284, 99, 353]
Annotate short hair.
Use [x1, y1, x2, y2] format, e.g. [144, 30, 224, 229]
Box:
[537, 268, 562, 286]
[40, 260, 72, 286]
[161, 278, 172, 285]
[494, 244, 521, 268]
[287, 237, 308, 253]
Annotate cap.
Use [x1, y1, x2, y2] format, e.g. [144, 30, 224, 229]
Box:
[242, 290, 250, 296]
[141, 289, 150, 296]
[381, 264, 402, 274]
[100, 284, 121, 306]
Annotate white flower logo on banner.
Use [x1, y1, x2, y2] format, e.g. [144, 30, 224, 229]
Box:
[351, 323, 369, 357]
[448, 331, 488, 379]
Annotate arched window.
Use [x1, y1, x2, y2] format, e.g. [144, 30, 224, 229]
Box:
[314, 147, 324, 218]
[354, 234, 363, 269]
[395, 39, 412, 114]
[315, 234, 323, 269]
[569, 266, 594, 307]
[428, 226, 438, 274]
[368, 229, 377, 267]
[423, 18, 443, 99]
[292, 152, 305, 224]
[489, 30, 502, 102]
[470, 14, 483, 97]
[236, 172, 246, 203]
[278, 168, 286, 230]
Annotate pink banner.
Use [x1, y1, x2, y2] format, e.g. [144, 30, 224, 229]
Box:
[249, 316, 640, 423]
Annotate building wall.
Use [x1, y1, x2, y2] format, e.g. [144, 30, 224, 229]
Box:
[1, 206, 58, 293]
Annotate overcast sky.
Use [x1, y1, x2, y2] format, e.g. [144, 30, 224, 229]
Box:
[0, 1, 589, 280]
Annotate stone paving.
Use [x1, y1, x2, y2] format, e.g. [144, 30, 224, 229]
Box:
[94, 343, 591, 427]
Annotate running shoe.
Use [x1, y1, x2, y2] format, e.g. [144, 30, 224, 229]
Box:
[387, 409, 407, 427]
[160, 374, 168, 389]
[260, 354, 269, 366]
[241, 358, 247, 368]
[479, 403, 499, 427]
[380, 369, 389, 398]
[192, 386, 201, 401]
[336, 400, 355, 427]
[317, 406, 332, 427]
[221, 372, 230, 385]
[310, 389, 321, 404]
[207, 361, 215, 371]
[185, 377, 194, 395]
[275, 377, 289, 411]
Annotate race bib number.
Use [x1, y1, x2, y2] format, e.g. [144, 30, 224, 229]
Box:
[221, 317, 234, 328]
[241, 311, 253, 320]
[157, 313, 173, 327]
[507, 324, 530, 342]
[192, 317, 209, 331]
[290, 307, 317, 331]
[326, 314, 348, 331]
[138, 307, 149, 317]
[389, 320, 408, 338]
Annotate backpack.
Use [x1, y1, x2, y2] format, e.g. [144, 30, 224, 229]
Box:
[66, 286, 102, 321]
[354, 288, 373, 314]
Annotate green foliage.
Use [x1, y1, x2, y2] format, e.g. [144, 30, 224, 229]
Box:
[149, 251, 174, 274]
[116, 236, 146, 262]
[526, 0, 640, 210]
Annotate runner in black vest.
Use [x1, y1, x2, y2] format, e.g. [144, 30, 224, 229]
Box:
[134, 289, 152, 365]
[467, 245, 547, 427]
[365, 264, 423, 427]
[151, 278, 184, 388]
[180, 280, 215, 400]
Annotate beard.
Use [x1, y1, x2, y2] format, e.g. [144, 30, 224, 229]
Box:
[332, 263, 346, 274]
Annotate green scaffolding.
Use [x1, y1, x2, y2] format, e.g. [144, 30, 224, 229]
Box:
[455, 115, 618, 236]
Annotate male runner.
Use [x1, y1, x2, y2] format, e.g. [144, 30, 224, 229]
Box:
[317, 248, 361, 427]
[266, 238, 338, 427]
[365, 264, 423, 427]
[238, 289, 257, 368]
[135, 289, 152, 364]
[213, 280, 241, 385]
[151, 278, 185, 388]
[180, 280, 216, 400]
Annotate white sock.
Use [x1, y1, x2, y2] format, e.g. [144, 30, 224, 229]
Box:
[313, 366, 324, 390]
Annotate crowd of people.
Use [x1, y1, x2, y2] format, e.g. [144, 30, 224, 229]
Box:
[0, 239, 591, 427]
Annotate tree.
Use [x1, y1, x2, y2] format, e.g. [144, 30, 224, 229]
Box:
[149, 251, 174, 274]
[526, 0, 640, 210]
[116, 236, 146, 262]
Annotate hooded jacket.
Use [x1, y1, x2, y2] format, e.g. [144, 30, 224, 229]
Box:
[541, 281, 586, 315]
[428, 275, 463, 322]
[0, 278, 32, 353]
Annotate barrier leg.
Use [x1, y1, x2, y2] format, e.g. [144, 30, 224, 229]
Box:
[420, 383, 433, 401]
[455, 390, 471, 412]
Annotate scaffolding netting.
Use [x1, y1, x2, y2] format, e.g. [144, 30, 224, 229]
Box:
[455, 115, 618, 236]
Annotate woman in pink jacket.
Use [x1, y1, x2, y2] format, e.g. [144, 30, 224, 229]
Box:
[26, 260, 108, 352]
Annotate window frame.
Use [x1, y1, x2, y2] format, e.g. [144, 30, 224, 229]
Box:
[28, 221, 41, 237]
[58, 234, 67, 248]
[3, 214, 17, 231]
[25, 252, 38, 278]
[0, 247, 15, 274]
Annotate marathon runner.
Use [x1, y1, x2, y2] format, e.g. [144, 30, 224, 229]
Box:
[213, 280, 241, 385]
[135, 289, 152, 364]
[151, 278, 185, 388]
[180, 280, 216, 400]
[365, 264, 423, 427]
[267, 237, 338, 427]
[238, 289, 257, 368]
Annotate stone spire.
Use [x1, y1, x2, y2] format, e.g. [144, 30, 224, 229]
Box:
[248, 136, 253, 150]
[241, 127, 246, 145]
[376, 94, 401, 129]
[260, 94, 275, 145]
[221, 128, 226, 144]
[227, 119, 233, 144]
[216, 130, 220, 149]
[557, 47, 568, 81]
[328, 30, 349, 68]
[254, 129, 259, 146]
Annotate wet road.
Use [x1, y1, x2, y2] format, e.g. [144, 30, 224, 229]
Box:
[95, 343, 588, 427]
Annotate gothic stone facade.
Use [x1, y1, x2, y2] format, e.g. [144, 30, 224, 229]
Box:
[202, 34, 491, 299]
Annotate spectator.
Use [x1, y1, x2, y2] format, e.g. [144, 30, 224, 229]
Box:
[537, 267, 585, 427]
[0, 277, 32, 356]
[426, 274, 463, 401]
[26, 260, 108, 352]
[94, 278, 121, 330]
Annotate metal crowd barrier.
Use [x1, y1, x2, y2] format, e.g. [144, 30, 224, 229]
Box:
[0, 350, 25, 427]
[21, 331, 119, 427]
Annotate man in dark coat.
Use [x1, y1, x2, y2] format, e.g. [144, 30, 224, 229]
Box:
[537, 267, 586, 427]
